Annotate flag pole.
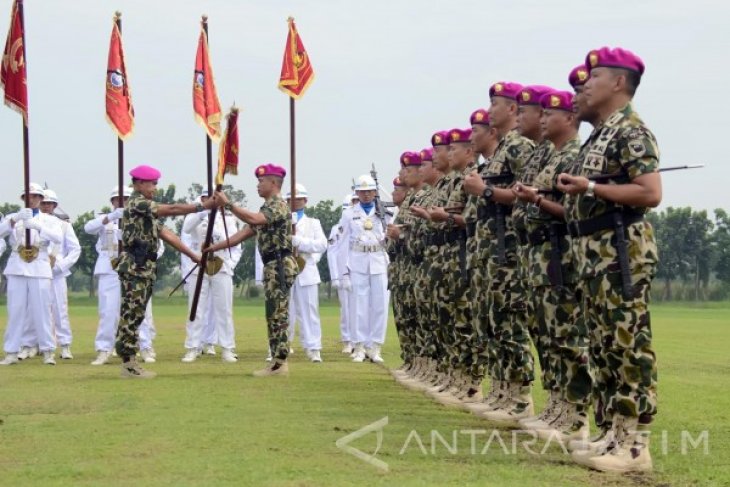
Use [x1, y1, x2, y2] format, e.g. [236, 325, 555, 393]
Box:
[289, 96, 296, 236]
[18, 0, 30, 248]
[115, 11, 124, 256]
[189, 14, 216, 321]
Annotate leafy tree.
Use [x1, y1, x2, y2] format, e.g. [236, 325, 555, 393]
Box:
[713, 209, 730, 286]
[305, 199, 342, 298]
[71, 211, 98, 296]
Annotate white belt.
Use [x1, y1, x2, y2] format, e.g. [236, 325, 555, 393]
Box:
[351, 243, 383, 253]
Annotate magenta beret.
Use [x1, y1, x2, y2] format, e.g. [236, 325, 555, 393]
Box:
[419, 148, 433, 162]
[586, 46, 645, 75]
[254, 163, 287, 179]
[431, 130, 450, 147]
[393, 176, 405, 187]
[400, 151, 422, 167]
[448, 128, 472, 144]
[489, 81, 523, 99]
[540, 90, 575, 112]
[129, 164, 161, 181]
[568, 64, 590, 88]
[517, 85, 555, 106]
[470, 108, 490, 126]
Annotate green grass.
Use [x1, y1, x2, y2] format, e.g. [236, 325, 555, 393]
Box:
[0, 299, 728, 486]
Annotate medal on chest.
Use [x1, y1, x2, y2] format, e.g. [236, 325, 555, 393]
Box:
[363, 218, 373, 231]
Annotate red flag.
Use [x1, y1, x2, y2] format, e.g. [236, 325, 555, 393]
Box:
[1, 0, 28, 121]
[105, 13, 134, 140]
[278, 17, 314, 99]
[193, 24, 222, 142]
[216, 107, 239, 186]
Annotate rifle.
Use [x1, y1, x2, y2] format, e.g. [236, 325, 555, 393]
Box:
[370, 163, 388, 232]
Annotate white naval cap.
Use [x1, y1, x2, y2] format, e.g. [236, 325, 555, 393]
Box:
[285, 183, 308, 199]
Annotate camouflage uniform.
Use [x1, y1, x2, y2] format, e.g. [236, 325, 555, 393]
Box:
[480, 129, 535, 383]
[115, 191, 162, 358]
[256, 194, 298, 362]
[512, 140, 554, 390]
[388, 189, 416, 364]
[409, 183, 437, 361]
[442, 164, 477, 378]
[428, 173, 455, 373]
[527, 136, 591, 406]
[565, 103, 659, 424]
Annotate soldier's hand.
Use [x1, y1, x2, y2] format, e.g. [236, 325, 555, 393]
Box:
[429, 207, 449, 222]
[410, 205, 430, 220]
[464, 172, 487, 196]
[513, 183, 537, 203]
[203, 243, 221, 254]
[386, 224, 400, 239]
[190, 253, 202, 265]
[557, 174, 589, 195]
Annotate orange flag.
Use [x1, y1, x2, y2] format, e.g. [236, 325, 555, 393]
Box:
[1, 0, 28, 121]
[193, 21, 222, 142]
[216, 107, 239, 186]
[278, 17, 314, 99]
[105, 12, 134, 140]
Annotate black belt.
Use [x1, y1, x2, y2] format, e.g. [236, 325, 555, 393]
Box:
[568, 209, 644, 238]
[261, 249, 292, 265]
[528, 223, 567, 246]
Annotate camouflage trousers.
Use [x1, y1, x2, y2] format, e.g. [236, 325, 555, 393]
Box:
[413, 257, 435, 359]
[115, 274, 154, 359]
[580, 270, 657, 425]
[431, 246, 456, 372]
[390, 278, 408, 362]
[486, 264, 535, 383]
[440, 242, 476, 376]
[530, 284, 591, 405]
[264, 259, 296, 362]
[469, 261, 489, 383]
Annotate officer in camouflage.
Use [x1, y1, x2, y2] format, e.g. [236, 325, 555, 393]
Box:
[207, 163, 297, 377]
[558, 47, 661, 473]
[116, 165, 220, 379]
[386, 173, 411, 368]
[513, 89, 591, 442]
[463, 81, 536, 424]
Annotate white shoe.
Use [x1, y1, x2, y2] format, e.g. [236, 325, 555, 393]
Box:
[140, 349, 156, 363]
[204, 345, 216, 356]
[352, 345, 366, 363]
[91, 351, 111, 366]
[60, 345, 74, 360]
[0, 353, 19, 366]
[309, 350, 322, 363]
[265, 349, 273, 362]
[181, 349, 198, 363]
[43, 351, 56, 365]
[341, 342, 354, 354]
[148, 347, 157, 359]
[17, 346, 31, 360]
[370, 345, 384, 364]
[221, 349, 238, 363]
[28, 346, 39, 359]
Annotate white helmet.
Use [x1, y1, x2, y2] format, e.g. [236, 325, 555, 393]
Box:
[42, 189, 59, 204]
[110, 186, 133, 200]
[285, 183, 308, 199]
[342, 193, 353, 208]
[20, 182, 45, 198]
[354, 175, 377, 191]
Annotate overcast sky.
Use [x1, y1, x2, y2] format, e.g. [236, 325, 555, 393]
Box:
[0, 0, 727, 218]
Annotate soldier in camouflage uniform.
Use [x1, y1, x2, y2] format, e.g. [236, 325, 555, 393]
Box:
[558, 47, 661, 473]
[394, 147, 444, 390]
[463, 81, 536, 424]
[513, 90, 591, 442]
[387, 173, 411, 369]
[209, 164, 298, 377]
[116, 165, 219, 379]
[420, 128, 480, 406]
[411, 131, 456, 398]
[511, 85, 556, 412]
[463, 109, 503, 415]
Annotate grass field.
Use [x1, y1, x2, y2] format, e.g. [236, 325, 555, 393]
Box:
[0, 298, 728, 486]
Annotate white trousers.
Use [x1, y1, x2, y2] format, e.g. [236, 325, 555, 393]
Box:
[94, 274, 155, 352]
[201, 291, 216, 345]
[337, 287, 353, 343]
[350, 271, 389, 348]
[4, 275, 55, 353]
[288, 281, 322, 350]
[184, 272, 235, 350]
[51, 276, 72, 346]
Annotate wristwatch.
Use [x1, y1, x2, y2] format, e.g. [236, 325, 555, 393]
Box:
[482, 185, 494, 201]
[224, 203, 233, 212]
[586, 181, 596, 197]
[446, 214, 455, 227]
[194, 202, 204, 212]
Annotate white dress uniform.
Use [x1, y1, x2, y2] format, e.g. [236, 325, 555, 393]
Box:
[289, 211, 327, 356]
[180, 218, 215, 350]
[181, 210, 242, 362]
[21, 216, 81, 352]
[339, 197, 391, 362]
[328, 208, 353, 350]
[84, 206, 160, 363]
[0, 206, 63, 363]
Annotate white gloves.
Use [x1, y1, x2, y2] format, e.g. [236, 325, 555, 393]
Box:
[341, 275, 352, 292]
[25, 218, 42, 231]
[331, 279, 341, 289]
[107, 208, 125, 222]
[17, 208, 33, 221]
